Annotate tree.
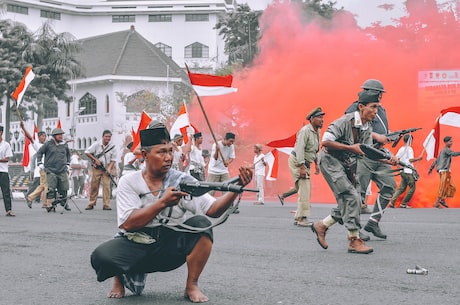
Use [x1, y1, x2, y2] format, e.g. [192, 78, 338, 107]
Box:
[299, 0, 340, 22]
[22, 21, 82, 130]
[0, 20, 33, 142]
[215, 4, 262, 67]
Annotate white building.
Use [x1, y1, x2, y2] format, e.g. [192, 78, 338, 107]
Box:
[1, 0, 235, 157]
[3, 0, 234, 71]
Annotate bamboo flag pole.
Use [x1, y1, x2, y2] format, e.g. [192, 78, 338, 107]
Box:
[185, 63, 227, 166]
[193, 92, 227, 166]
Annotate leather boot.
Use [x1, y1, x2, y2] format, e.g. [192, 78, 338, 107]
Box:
[359, 231, 370, 241]
[364, 220, 387, 239]
[361, 203, 371, 214]
[311, 221, 328, 249]
[348, 237, 374, 254]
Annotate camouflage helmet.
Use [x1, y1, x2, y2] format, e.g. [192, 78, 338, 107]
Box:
[51, 128, 65, 136]
[361, 79, 385, 92]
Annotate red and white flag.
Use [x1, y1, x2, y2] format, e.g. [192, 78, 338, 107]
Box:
[170, 102, 197, 143]
[132, 111, 152, 151]
[264, 149, 279, 181]
[187, 69, 237, 96]
[22, 123, 38, 172]
[263, 133, 297, 180]
[267, 133, 296, 155]
[11, 66, 35, 105]
[423, 107, 460, 160]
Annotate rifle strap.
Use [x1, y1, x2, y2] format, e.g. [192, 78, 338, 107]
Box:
[95, 144, 115, 160]
[157, 194, 242, 234]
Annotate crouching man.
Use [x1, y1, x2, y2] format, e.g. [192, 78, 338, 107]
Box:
[90, 123, 253, 303]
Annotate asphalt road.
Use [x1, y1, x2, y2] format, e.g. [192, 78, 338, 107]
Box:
[1, 197, 459, 305]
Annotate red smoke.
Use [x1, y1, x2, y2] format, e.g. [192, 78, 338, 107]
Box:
[189, 1, 460, 208]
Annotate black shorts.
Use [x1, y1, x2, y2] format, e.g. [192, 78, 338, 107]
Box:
[91, 215, 213, 282]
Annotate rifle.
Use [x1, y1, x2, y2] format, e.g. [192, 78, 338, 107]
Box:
[93, 163, 118, 187]
[360, 144, 419, 181]
[374, 127, 422, 148]
[178, 178, 259, 198]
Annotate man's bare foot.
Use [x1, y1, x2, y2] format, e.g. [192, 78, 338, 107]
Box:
[107, 276, 125, 299]
[184, 285, 209, 303]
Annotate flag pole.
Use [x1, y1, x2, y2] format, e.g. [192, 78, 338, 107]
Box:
[193, 92, 227, 165]
[185, 63, 227, 165]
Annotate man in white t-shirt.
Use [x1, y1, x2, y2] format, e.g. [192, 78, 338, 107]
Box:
[21, 121, 48, 208]
[90, 123, 253, 302]
[389, 134, 422, 208]
[251, 144, 266, 205]
[0, 125, 14, 216]
[207, 132, 236, 196]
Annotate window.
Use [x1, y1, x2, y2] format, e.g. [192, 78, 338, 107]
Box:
[40, 10, 61, 20]
[79, 93, 97, 115]
[184, 42, 209, 58]
[7, 4, 28, 15]
[149, 14, 172, 22]
[67, 102, 71, 117]
[185, 14, 209, 22]
[155, 42, 172, 57]
[112, 15, 135, 23]
[44, 102, 58, 119]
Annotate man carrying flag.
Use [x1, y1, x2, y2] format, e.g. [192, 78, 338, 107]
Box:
[20, 121, 48, 208]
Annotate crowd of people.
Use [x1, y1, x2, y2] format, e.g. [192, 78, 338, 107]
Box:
[1, 78, 460, 303]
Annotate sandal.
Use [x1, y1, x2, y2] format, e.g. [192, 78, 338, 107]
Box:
[6, 210, 16, 217]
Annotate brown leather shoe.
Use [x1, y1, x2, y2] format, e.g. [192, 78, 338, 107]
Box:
[311, 221, 328, 249]
[85, 205, 94, 210]
[103, 207, 112, 211]
[348, 237, 373, 254]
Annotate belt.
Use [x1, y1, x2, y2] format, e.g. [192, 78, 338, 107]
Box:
[137, 226, 163, 239]
[290, 151, 310, 168]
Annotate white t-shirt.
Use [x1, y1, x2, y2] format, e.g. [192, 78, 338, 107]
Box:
[208, 141, 235, 175]
[116, 171, 216, 232]
[30, 141, 44, 178]
[189, 145, 205, 170]
[396, 145, 415, 174]
[0, 140, 13, 173]
[253, 153, 266, 176]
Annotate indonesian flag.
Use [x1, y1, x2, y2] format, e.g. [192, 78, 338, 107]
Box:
[267, 133, 296, 155]
[132, 111, 152, 150]
[22, 123, 38, 172]
[187, 68, 237, 96]
[264, 133, 297, 180]
[423, 107, 460, 160]
[11, 66, 35, 105]
[170, 103, 197, 144]
[264, 149, 279, 180]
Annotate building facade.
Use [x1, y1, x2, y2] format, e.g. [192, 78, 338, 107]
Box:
[1, 0, 234, 158]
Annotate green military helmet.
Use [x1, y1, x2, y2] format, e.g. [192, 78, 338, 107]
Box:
[51, 128, 65, 135]
[361, 79, 385, 92]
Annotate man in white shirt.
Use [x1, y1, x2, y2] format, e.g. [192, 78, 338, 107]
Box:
[85, 130, 117, 211]
[0, 125, 14, 216]
[389, 134, 422, 208]
[207, 132, 236, 196]
[20, 121, 47, 208]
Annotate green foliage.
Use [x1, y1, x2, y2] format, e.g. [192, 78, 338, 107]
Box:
[299, 0, 340, 21]
[0, 19, 82, 139]
[215, 4, 262, 67]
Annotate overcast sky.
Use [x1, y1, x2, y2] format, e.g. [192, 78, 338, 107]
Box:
[242, 0, 450, 27]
